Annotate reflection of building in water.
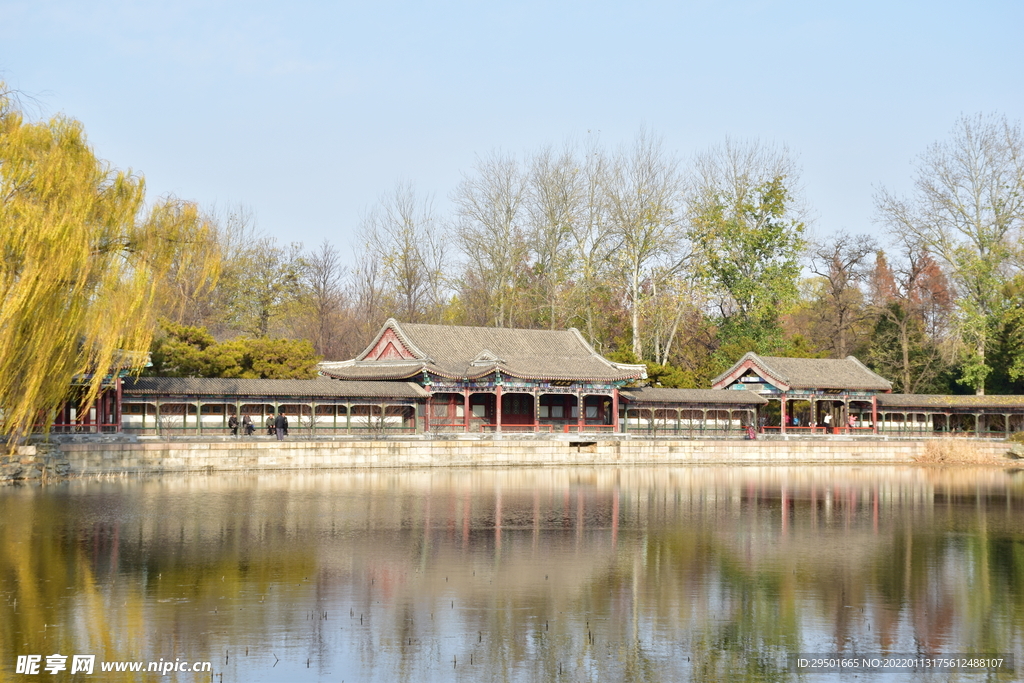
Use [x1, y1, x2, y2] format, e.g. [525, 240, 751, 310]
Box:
[5, 467, 1022, 681]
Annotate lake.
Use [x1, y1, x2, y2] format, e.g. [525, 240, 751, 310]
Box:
[1, 465, 1021, 681]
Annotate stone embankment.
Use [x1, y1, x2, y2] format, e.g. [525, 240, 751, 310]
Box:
[45, 436, 1019, 476]
[4, 436, 1018, 481]
[0, 443, 72, 481]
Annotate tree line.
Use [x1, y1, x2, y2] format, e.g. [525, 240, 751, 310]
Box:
[3, 83, 1023, 441]
[157, 117, 1024, 397]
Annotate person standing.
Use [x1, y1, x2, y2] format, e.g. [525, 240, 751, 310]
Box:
[823, 411, 833, 433]
[275, 411, 286, 440]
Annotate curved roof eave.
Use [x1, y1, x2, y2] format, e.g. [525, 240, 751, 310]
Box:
[320, 364, 427, 381]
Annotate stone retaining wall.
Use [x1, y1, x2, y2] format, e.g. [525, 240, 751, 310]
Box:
[52, 437, 1015, 475]
[1, 444, 72, 481]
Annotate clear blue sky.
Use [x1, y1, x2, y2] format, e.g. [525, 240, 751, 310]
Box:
[2, 0, 1022, 259]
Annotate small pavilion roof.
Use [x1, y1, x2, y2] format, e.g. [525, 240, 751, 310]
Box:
[123, 377, 428, 399]
[712, 353, 892, 392]
[319, 319, 647, 383]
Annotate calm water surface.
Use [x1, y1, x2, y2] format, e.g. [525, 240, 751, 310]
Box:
[1, 465, 1022, 682]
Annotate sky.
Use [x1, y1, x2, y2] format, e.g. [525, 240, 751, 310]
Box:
[2, 0, 1022, 262]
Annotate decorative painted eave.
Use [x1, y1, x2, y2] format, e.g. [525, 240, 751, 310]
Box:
[425, 365, 648, 383]
[475, 367, 647, 383]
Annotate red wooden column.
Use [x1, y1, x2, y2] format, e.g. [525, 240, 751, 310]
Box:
[496, 385, 503, 433]
[533, 390, 539, 433]
[780, 397, 787, 435]
[115, 377, 123, 432]
[871, 396, 878, 435]
[577, 390, 584, 433]
[463, 389, 470, 433]
[612, 388, 620, 432]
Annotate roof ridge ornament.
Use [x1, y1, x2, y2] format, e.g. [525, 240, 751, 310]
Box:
[470, 348, 504, 366]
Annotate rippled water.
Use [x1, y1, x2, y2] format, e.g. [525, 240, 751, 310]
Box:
[1, 466, 1022, 681]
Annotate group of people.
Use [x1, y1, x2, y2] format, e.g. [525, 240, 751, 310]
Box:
[227, 412, 289, 439]
[779, 412, 860, 430]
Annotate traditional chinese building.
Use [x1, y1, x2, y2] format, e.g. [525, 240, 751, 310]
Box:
[712, 353, 892, 434]
[43, 327, 1024, 439]
[319, 319, 647, 433]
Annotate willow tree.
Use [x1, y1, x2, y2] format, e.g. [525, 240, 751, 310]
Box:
[0, 87, 219, 443]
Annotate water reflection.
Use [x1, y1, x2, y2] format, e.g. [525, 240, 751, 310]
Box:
[1, 466, 1022, 681]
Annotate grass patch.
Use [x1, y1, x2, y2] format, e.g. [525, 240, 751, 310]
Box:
[915, 438, 1018, 465]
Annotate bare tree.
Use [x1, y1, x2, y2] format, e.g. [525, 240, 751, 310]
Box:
[524, 144, 583, 329]
[566, 140, 617, 345]
[452, 153, 530, 328]
[348, 246, 388, 347]
[293, 240, 347, 359]
[358, 182, 449, 322]
[636, 272, 694, 365]
[875, 113, 1024, 393]
[808, 231, 877, 357]
[604, 130, 686, 359]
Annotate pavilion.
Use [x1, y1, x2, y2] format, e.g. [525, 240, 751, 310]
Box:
[712, 352, 893, 434]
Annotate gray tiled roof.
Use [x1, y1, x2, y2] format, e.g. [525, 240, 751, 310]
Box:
[123, 377, 427, 399]
[320, 319, 646, 382]
[622, 388, 767, 405]
[713, 353, 892, 391]
[877, 394, 1024, 409]
[319, 363, 427, 380]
